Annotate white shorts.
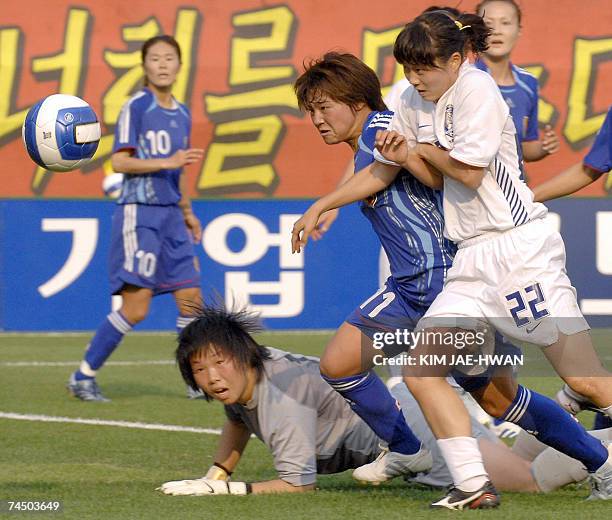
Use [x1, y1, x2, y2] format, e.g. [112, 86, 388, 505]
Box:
[419, 218, 589, 346]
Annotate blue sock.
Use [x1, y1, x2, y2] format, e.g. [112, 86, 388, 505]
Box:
[74, 311, 133, 380]
[594, 412, 612, 430]
[322, 371, 421, 455]
[176, 315, 195, 333]
[501, 385, 608, 472]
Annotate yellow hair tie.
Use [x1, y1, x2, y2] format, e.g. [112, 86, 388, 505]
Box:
[454, 20, 471, 31]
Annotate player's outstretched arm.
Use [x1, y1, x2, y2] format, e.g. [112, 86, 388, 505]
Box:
[212, 419, 251, 474]
[532, 163, 605, 202]
[310, 161, 355, 241]
[111, 148, 204, 175]
[291, 161, 400, 252]
[415, 143, 485, 189]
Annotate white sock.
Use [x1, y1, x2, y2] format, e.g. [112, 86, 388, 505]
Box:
[437, 436, 489, 492]
[602, 404, 612, 420]
[79, 360, 97, 377]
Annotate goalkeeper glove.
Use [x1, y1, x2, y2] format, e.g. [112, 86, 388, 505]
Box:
[158, 478, 250, 496]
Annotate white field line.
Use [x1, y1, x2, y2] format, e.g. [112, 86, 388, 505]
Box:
[0, 360, 174, 367]
[0, 411, 222, 435]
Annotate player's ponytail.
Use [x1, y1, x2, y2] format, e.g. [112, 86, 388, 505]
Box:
[394, 10, 490, 67]
[455, 13, 490, 55]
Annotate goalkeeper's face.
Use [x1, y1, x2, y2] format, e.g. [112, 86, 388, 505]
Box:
[190, 347, 257, 405]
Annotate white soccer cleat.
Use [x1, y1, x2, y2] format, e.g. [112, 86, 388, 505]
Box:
[487, 418, 522, 439]
[352, 445, 432, 485]
[587, 443, 612, 501]
[555, 384, 602, 415]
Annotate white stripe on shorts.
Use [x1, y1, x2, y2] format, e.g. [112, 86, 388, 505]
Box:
[122, 204, 138, 272]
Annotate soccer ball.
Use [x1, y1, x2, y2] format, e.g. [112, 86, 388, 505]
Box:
[102, 173, 124, 199]
[22, 94, 101, 172]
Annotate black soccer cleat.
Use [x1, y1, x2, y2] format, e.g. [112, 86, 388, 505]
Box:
[430, 480, 500, 510]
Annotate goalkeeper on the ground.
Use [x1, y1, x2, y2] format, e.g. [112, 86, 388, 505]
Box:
[157, 306, 610, 496]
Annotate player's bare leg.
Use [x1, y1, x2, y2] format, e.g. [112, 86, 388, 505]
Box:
[403, 327, 499, 509]
[173, 287, 202, 317]
[119, 285, 153, 324]
[320, 322, 377, 377]
[479, 438, 538, 492]
[173, 286, 204, 398]
[543, 331, 612, 414]
[321, 322, 433, 483]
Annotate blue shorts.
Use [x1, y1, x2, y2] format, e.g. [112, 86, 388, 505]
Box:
[346, 277, 428, 345]
[109, 203, 200, 295]
[451, 334, 523, 392]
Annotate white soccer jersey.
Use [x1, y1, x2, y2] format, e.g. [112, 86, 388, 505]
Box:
[432, 62, 547, 242]
[384, 78, 410, 112]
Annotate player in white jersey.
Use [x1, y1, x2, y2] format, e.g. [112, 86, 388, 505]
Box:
[292, 10, 612, 510]
[374, 11, 612, 508]
[157, 306, 610, 497]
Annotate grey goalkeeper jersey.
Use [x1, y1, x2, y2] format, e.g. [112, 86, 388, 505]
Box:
[224, 348, 380, 486]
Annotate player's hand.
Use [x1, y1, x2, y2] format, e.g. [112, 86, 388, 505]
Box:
[375, 130, 409, 165]
[310, 208, 339, 241]
[157, 478, 248, 496]
[184, 212, 202, 242]
[541, 125, 559, 155]
[292, 206, 323, 253]
[166, 148, 205, 169]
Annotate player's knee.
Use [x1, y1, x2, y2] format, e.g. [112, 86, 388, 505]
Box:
[121, 306, 149, 324]
[319, 357, 341, 379]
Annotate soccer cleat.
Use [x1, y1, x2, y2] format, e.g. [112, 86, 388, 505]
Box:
[352, 445, 433, 485]
[487, 418, 522, 439]
[67, 373, 110, 402]
[555, 384, 602, 415]
[587, 443, 612, 500]
[430, 481, 500, 510]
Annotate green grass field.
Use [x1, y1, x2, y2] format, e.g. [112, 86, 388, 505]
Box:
[1, 331, 610, 519]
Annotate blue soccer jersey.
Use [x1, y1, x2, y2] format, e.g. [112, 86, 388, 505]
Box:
[354, 111, 456, 307]
[113, 88, 191, 205]
[584, 107, 612, 173]
[475, 59, 539, 146]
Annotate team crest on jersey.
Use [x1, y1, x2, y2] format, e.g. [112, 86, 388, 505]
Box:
[444, 105, 454, 144]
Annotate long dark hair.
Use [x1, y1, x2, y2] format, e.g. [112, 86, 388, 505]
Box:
[294, 52, 386, 112]
[394, 11, 490, 67]
[175, 304, 271, 400]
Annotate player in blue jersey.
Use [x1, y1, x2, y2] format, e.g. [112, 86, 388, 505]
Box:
[68, 35, 204, 402]
[293, 52, 453, 482]
[475, 0, 559, 167]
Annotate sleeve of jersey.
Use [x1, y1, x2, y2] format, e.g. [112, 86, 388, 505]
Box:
[524, 77, 540, 142]
[449, 73, 506, 168]
[584, 108, 612, 173]
[372, 101, 417, 166]
[267, 400, 318, 487]
[113, 101, 140, 154]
